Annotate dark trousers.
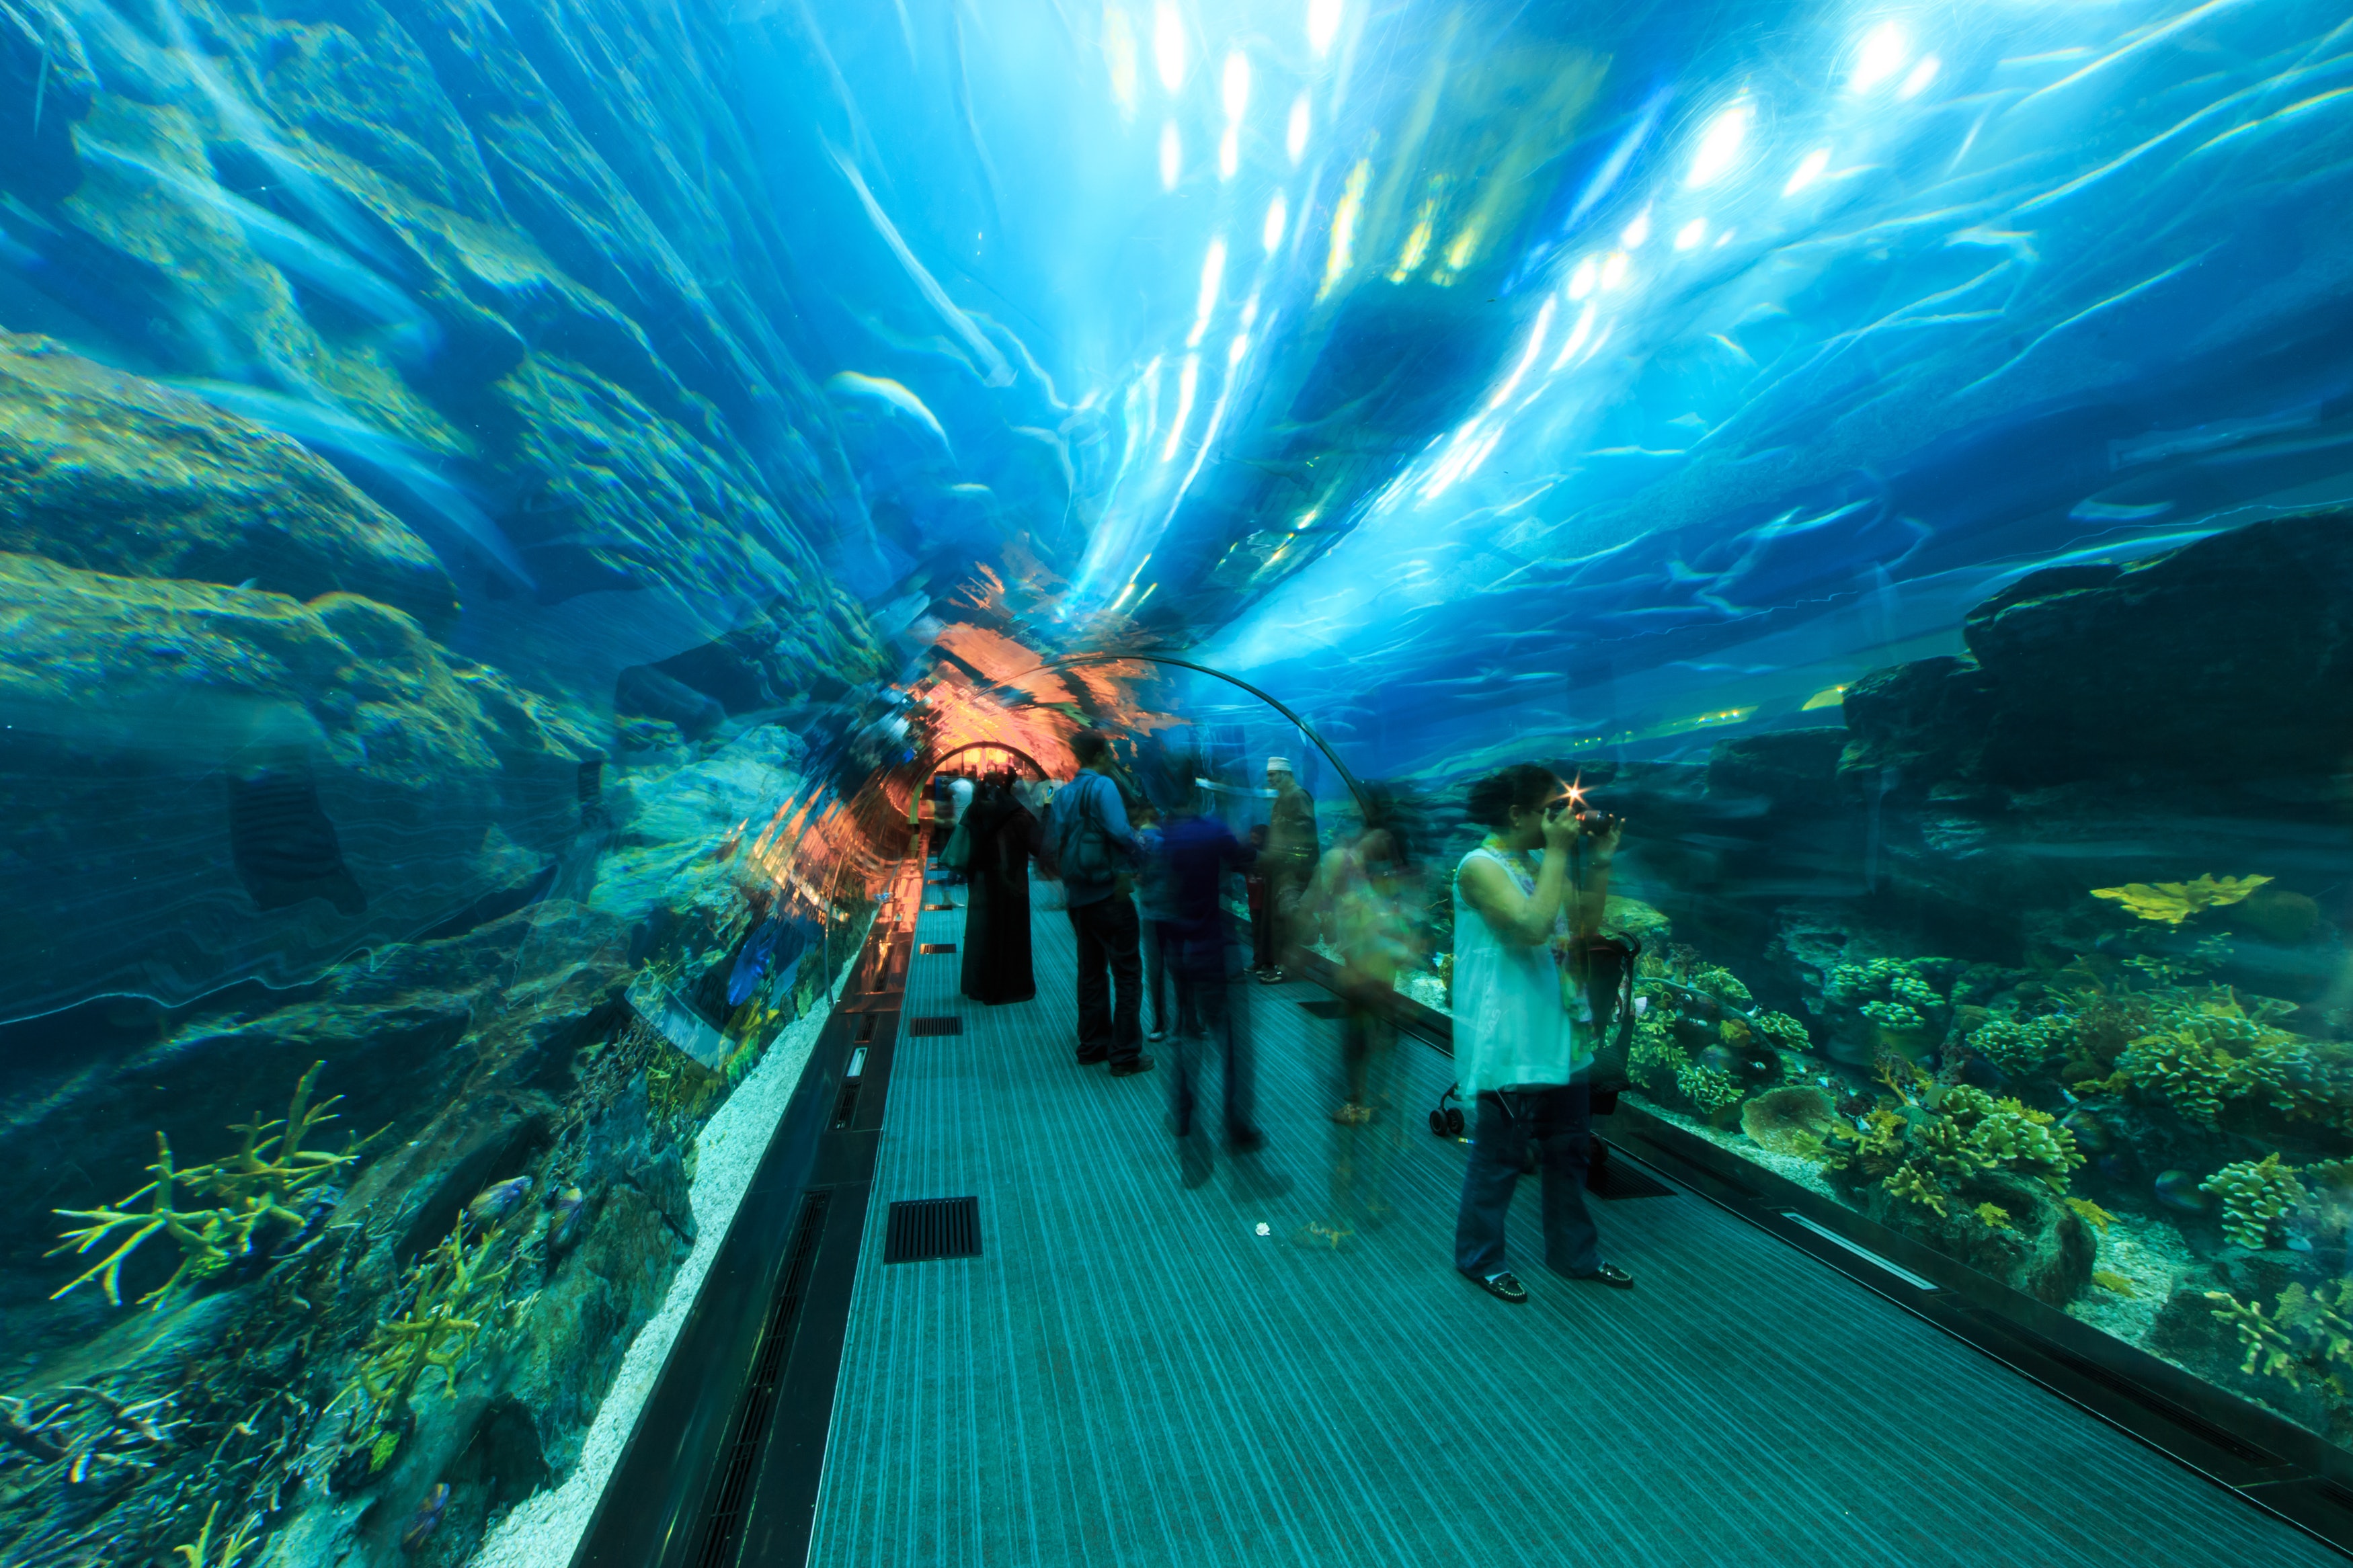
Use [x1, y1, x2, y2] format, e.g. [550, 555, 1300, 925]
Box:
[1170, 937, 1254, 1139]
[1453, 1084, 1601, 1278]
[1068, 895, 1144, 1065]
[1144, 919, 1199, 1037]
[1246, 874, 1273, 971]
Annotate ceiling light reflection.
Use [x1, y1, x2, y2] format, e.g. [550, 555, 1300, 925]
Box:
[1600, 250, 1629, 290]
[1263, 192, 1288, 251]
[1153, 4, 1187, 91]
[1317, 159, 1369, 301]
[1287, 93, 1311, 163]
[1161, 353, 1199, 461]
[1784, 146, 1831, 195]
[1686, 99, 1752, 188]
[1308, 0, 1343, 57]
[1898, 55, 1940, 99]
[1104, 7, 1140, 120]
[1222, 50, 1251, 120]
[1675, 217, 1706, 250]
[1567, 257, 1597, 300]
[1620, 211, 1650, 248]
[1220, 125, 1240, 179]
[1187, 236, 1227, 347]
[1851, 22, 1907, 92]
[1550, 301, 1597, 368]
[1160, 120, 1181, 190]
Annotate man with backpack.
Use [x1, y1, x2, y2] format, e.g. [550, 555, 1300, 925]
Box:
[1049, 731, 1154, 1077]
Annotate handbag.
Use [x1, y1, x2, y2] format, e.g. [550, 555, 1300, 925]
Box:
[1567, 932, 1640, 1101]
[939, 818, 973, 873]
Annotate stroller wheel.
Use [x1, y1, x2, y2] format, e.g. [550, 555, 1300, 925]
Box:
[1443, 1107, 1466, 1138]
[1429, 1109, 1449, 1137]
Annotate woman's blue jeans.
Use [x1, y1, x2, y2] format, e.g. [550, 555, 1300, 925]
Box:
[1452, 1083, 1601, 1278]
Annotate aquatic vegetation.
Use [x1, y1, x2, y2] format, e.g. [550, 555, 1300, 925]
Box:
[1831, 1082, 2082, 1219]
[2092, 874, 2272, 925]
[2106, 990, 2307, 1124]
[2065, 1197, 2116, 1233]
[1675, 1063, 1743, 1114]
[2202, 1154, 2309, 1251]
[1966, 1014, 2075, 1076]
[344, 1211, 522, 1477]
[48, 1062, 372, 1307]
[1687, 964, 1753, 1009]
[2090, 1270, 2137, 1297]
[1754, 1011, 1811, 1053]
[1974, 1202, 2013, 1231]
[2206, 1282, 2353, 1394]
[173, 1501, 259, 1568]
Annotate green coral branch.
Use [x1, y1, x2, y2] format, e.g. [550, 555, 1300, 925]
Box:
[2202, 1153, 2308, 1251]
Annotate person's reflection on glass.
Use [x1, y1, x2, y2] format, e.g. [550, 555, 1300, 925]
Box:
[1450, 764, 1636, 1304]
[1158, 753, 1265, 1186]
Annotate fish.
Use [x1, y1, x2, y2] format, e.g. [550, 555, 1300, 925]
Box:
[401, 1483, 450, 1552]
[826, 372, 953, 452]
[2059, 1108, 2113, 1153]
[2154, 1169, 2220, 1213]
[547, 1187, 587, 1250]
[466, 1175, 532, 1226]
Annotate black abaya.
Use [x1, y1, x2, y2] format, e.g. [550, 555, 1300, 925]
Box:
[960, 790, 1037, 1003]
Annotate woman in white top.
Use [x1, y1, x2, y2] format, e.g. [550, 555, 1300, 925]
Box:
[1451, 762, 1633, 1304]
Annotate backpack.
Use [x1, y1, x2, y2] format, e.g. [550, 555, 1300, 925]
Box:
[1060, 776, 1118, 885]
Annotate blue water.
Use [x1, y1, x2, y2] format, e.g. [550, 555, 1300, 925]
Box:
[6, 3, 2353, 1563]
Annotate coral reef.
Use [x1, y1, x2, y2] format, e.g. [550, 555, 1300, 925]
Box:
[2093, 874, 2272, 925]
[1740, 1087, 1838, 1157]
[1675, 1063, 1744, 1114]
[47, 1063, 370, 1307]
[2205, 1282, 2353, 1395]
[2202, 1155, 2309, 1251]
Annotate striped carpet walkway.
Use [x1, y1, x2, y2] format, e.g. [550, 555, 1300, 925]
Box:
[806, 888, 2338, 1567]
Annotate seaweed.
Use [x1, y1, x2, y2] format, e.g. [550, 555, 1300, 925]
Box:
[46, 1063, 374, 1308]
[339, 1209, 524, 1480]
[172, 1501, 258, 1567]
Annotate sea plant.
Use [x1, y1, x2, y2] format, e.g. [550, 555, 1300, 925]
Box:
[1826, 1079, 2082, 1219]
[342, 1208, 521, 1478]
[173, 1501, 258, 1568]
[2107, 990, 2304, 1124]
[1676, 1062, 1744, 1114]
[1967, 1014, 2075, 1076]
[48, 1063, 372, 1307]
[2206, 1281, 2353, 1394]
[2093, 873, 2272, 925]
[2202, 1153, 2309, 1250]
[1754, 1011, 1812, 1053]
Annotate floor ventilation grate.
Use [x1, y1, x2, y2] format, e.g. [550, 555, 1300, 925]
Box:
[693, 1188, 830, 1567]
[884, 1196, 982, 1264]
[920, 942, 957, 954]
[906, 1016, 961, 1036]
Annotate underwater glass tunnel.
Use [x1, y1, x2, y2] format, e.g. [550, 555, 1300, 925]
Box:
[9, 0, 2353, 1562]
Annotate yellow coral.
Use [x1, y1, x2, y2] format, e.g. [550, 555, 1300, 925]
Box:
[2091, 1270, 2137, 1297]
[2066, 1197, 2116, 1233]
[2092, 874, 2272, 925]
[1974, 1202, 2013, 1230]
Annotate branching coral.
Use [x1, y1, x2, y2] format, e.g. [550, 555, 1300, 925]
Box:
[1628, 1012, 1689, 1091]
[2202, 1153, 2309, 1250]
[1862, 999, 1929, 1033]
[1838, 1083, 2081, 1216]
[1755, 1011, 1811, 1053]
[2206, 1281, 2353, 1393]
[2093, 874, 2272, 925]
[343, 1211, 520, 1478]
[48, 1063, 372, 1307]
[1675, 1063, 1743, 1114]
[173, 1501, 258, 1568]
[2110, 991, 2304, 1123]
[1968, 1014, 2075, 1076]
[1687, 964, 1753, 1009]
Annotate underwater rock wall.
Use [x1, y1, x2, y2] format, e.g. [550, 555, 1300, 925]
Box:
[0, 1, 906, 1563]
[0, 0, 891, 1014]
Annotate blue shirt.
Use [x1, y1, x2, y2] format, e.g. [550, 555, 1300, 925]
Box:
[1049, 770, 1138, 907]
[1160, 815, 1251, 946]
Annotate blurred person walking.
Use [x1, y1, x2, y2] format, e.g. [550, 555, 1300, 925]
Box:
[960, 771, 1039, 1005]
[1449, 764, 1634, 1304]
[1135, 804, 1195, 1044]
[1051, 731, 1153, 1076]
[1254, 757, 1319, 983]
[1291, 788, 1424, 1244]
[1157, 762, 1263, 1182]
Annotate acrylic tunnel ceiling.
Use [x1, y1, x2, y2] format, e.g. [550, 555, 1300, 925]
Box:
[7, 0, 2351, 794]
[750, 0, 2353, 782]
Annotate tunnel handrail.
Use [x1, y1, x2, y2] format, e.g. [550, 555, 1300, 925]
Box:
[990, 651, 1372, 817]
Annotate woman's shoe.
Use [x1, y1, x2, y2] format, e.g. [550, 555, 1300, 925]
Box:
[1570, 1262, 1635, 1289]
[1464, 1270, 1529, 1305]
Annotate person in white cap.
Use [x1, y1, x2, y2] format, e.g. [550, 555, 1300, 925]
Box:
[1256, 755, 1319, 982]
